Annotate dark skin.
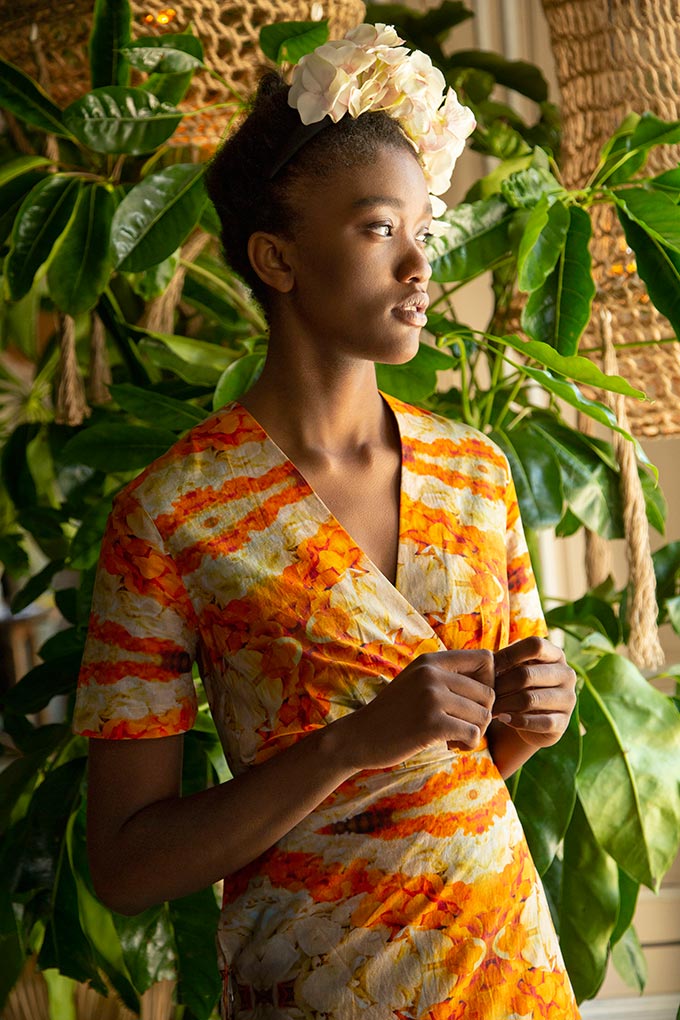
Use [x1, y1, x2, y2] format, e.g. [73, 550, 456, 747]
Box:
[87, 145, 576, 916]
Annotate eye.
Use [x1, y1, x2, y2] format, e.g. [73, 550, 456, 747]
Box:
[368, 222, 393, 237]
[417, 227, 433, 243]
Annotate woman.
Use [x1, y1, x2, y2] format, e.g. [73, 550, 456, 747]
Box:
[74, 24, 579, 1020]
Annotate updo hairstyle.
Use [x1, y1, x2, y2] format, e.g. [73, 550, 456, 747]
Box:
[204, 71, 419, 316]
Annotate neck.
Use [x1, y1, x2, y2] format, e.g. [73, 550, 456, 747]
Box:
[238, 332, 388, 458]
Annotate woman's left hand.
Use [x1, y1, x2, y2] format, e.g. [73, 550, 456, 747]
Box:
[492, 636, 577, 750]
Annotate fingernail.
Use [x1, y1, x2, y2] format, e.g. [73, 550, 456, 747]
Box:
[497, 714, 512, 724]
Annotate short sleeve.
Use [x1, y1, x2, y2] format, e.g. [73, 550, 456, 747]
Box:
[504, 475, 548, 643]
[73, 487, 199, 739]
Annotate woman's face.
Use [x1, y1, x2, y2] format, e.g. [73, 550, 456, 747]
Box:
[281, 144, 433, 365]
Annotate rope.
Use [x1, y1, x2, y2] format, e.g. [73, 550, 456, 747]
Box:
[88, 312, 112, 405]
[143, 231, 210, 335]
[601, 308, 664, 670]
[55, 313, 90, 426]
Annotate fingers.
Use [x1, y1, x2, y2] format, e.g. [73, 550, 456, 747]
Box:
[429, 648, 495, 689]
[493, 682, 576, 722]
[494, 636, 564, 676]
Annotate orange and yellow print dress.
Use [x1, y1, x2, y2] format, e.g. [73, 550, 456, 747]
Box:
[74, 393, 580, 1020]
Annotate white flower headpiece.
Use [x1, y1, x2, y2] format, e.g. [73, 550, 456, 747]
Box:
[283, 23, 476, 227]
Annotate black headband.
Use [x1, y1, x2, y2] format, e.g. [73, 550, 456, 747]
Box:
[267, 115, 333, 180]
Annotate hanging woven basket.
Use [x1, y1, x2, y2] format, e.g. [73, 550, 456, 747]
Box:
[540, 0, 680, 438]
[0, 0, 366, 149]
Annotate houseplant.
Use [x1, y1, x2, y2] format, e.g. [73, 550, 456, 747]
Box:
[1, 1, 679, 1016]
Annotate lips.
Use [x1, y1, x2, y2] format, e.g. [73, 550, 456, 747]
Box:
[393, 291, 429, 326]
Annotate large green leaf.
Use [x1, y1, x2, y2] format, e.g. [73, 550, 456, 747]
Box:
[10, 558, 66, 614]
[560, 795, 619, 1002]
[111, 163, 206, 271]
[89, 0, 131, 88]
[5, 176, 81, 300]
[0, 57, 70, 137]
[47, 184, 115, 315]
[113, 905, 176, 994]
[63, 88, 181, 154]
[517, 198, 569, 293]
[491, 426, 563, 529]
[578, 653, 680, 889]
[611, 924, 647, 993]
[649, 167, 680, 198]
[545, 594, 620, 645]
[612, 187, 680, 253]
[69, 499, 114, 571]
[169, 889, 221, 1019]
[376, 342, 454, 402]
[529, 418, 623, 539]
[138, 331, 241, 385]
[212, 353, 265, 410]
[0, 157, 51, 243]
[122, 33, 203, 75]
[1, 422, 40, 508]
[2, 653, 82, 714]
[109, 383, 209, 430]
[428, 196, 513, 283]
[509, 708, 580, 875]
[627, 112, 680, 150]
[259, 21, 329, 64]
[500, 166, 564, 211]
[61, 422, 177, 471]
[618, 209, 680, 337]
[593, 113, 680, 187]
[522, 205, 595, 355]
[611, 868, 640, 945]
[446, 50, 548, 102]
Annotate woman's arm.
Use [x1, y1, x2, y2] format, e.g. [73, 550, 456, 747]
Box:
[87, 648, 496, 915]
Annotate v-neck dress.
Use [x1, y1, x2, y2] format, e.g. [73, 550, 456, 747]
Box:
[73, 394, 579, 1020]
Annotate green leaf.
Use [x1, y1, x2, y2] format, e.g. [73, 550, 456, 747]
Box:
[137, 330, 239, 385]
[61, 422, 177, 471]
[169, 889, 221, 1019]
[1, 423, 40, 508]
[259, 21, 329, 64]
[47, 184, 115, 315]
[611, 868, 640, 946]
[649, 167, 680, 197]
[464, 154, 533, 203]
[446, 50, 548, 102]
[666, 595, 680, 635]
[628, 112, 680, 150]
[492, 332, 644, 398]
[212, 353, 264, 410]
[5, 176, 81, 301]
[0, 751, 49, 832]
[521, 205, 595, 355]
[11, 558, 66, 614]
[517, 198, 569, 293]
[2, 653, 82, 714]
[428, 196, 513, 283]
[618, 209, 680, 337]
[560, 795, 619, 1002]
[63, 87, 181, 155]
[0, 157, 52, 244]
[640, 468, 667, 534]
[612, 186, 680, 253]
[510, 708, 580, 875]
[491, 426, 563, 529]
[69, 498, 113, 570]
[109, 383, 209, 430]
[0, 57, 70, 137]
[500, 166, 564, 210]
[126, 248, 181, 300]
[89, 0, 131, 88]
[122, 40, 204, 74]
[611, 925, 647, 993]
[578, 653, 680, 889]
[529, 417, 623, 539]
[376, 342, 455, 403]
[112, 905, 176, 994]
[0, 154, 52, 191]
[652, 541, 680, 603]
[545, 594, 620, 645]
[111, 163, 206, 271]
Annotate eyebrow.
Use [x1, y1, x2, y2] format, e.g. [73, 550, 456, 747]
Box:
[352, 195, 433, 217]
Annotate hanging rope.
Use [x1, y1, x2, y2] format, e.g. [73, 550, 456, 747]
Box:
[54, 313, 90, 426]
[143, 231, 210, 335]
[601, 308, 664, 671]
[88, 312, 112, 405]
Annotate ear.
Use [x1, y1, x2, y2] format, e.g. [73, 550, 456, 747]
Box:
[247, 232, 295, 295]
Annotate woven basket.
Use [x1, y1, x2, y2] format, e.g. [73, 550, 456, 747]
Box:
[0, 0, 366, 148]
[540, 0, 680, 437]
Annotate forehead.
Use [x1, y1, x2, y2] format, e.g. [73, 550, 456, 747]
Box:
[294, 146, 431, 218]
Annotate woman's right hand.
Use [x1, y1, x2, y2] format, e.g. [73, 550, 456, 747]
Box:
[335, 649, 495, 772]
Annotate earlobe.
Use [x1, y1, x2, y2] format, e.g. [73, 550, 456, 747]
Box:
[247, 232, 295, 294]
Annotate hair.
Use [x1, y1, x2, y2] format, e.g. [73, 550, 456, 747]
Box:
[204, 71, 420, 317]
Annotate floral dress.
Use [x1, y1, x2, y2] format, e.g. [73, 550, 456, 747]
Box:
[73, 393, 580, 1020]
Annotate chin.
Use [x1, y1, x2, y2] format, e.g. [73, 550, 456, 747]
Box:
[374, 332, 422, 365]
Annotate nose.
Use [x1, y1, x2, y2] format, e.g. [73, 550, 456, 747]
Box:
[398, 237, 432, 285]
